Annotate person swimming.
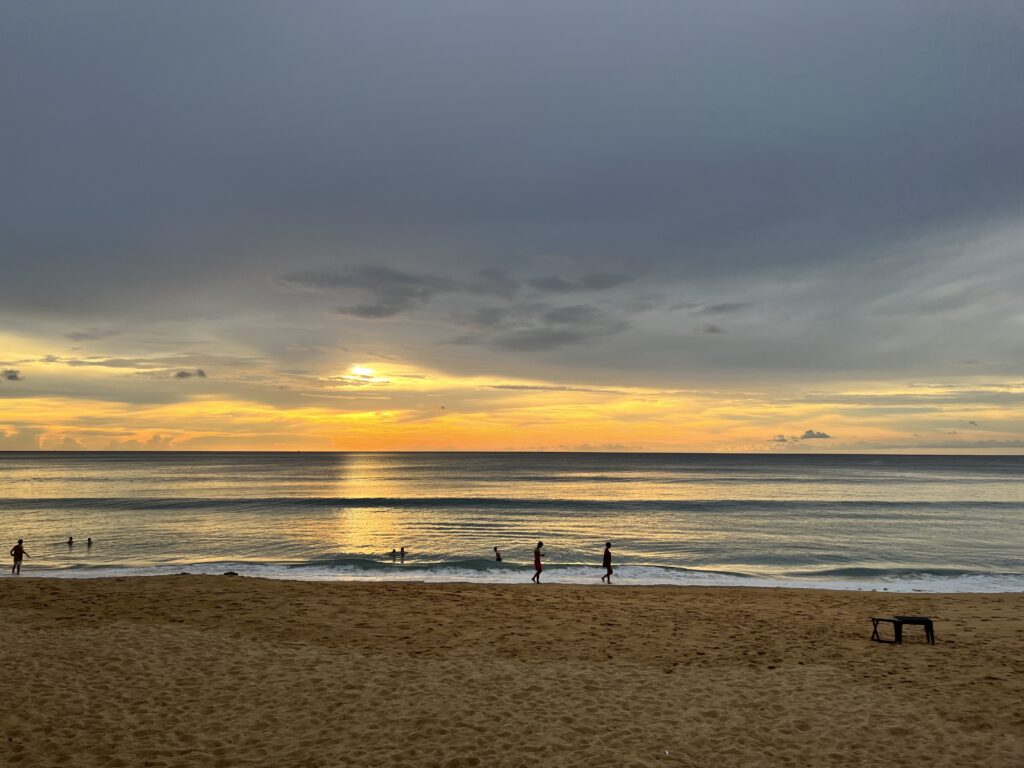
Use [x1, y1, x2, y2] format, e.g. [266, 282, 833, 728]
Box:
[494, 546, 502, 562]
[531, 541, 544, 584]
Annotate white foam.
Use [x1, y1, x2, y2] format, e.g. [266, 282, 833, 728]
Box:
[25, 563, 1024, 592]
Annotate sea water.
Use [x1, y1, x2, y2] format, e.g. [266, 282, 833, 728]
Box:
[1, 452, 1022, 591]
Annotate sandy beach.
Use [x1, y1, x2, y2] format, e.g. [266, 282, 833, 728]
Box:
[1, 577, 1022, 767]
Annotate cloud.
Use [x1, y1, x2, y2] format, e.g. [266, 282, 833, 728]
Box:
[528, 273, 631, 293]
[449, 306, 511, 329]
[553, 443, 632, 451]
[488, 307, 630, 351]
[279, 265, 457, 318]
[486, 384, 626, 395]
[173, 369, 207, 379]
[770, 434, 788, 442]
[701, 324, 725, 334]
[489, 328, 599, 352]
[38, 353, 254, 371]
[0, 427, 43, 449]
[699, 302, 752, 314]
[282, 266, 632, 320]
[913, 439, 1024, 449]
[283, 265, 521, 319]
[449, 299, 631, 351]
[542, 305, 607, 325]
[105, 433, 178, 450]
[52, 435, 85, 450]
[64, 329, 119, 342]
[800, 429, 832, 439]
[2, 369, 22, 381]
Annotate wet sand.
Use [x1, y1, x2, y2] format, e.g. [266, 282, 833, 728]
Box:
[2, 576, 1022, 767]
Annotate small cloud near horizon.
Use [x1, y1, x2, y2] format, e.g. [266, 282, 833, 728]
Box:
[800, 429, 832, 439]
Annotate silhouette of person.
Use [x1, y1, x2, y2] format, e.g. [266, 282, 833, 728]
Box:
[10, 539, 29, 575]
[531, 541, 544, 584]
[399, 546, 406, 563]
[67, 536, 73, 548]
[87, 537, 92, 549]
[601, 542, 613, 583]
[494, 546, 502, 562]
[390, 549, 397, 563]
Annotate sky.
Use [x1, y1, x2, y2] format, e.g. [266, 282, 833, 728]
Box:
[2, 1, 1024, 452]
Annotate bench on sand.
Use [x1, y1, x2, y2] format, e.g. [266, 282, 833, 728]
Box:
[870, 616, 935, 644]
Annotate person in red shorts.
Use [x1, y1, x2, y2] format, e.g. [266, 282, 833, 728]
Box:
[531, 541, 544, 584]
[10, 539, 29, 575]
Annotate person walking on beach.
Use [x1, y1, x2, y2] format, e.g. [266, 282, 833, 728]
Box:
[493, 546, 502, 562]
[601, 542, 613, 584]
[531, 541, 544, 584]
[10, 539, 29, 575]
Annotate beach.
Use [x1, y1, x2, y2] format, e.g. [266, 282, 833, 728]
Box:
[2, 577, 1021, 767]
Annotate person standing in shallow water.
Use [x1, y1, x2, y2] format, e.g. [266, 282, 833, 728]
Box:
[531, 541, 544, 583]
[399, 547, 406, 563]
[10, 539, 29, 575]
[67, 536, 73, 549]
[493, 546, 501, 562]
[601, 542, 613, 584]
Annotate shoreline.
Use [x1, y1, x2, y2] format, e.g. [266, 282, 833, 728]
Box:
[11, 573, 1024, 596]
[14, 564, 1024, 594]
[3, 576, 1022, 766]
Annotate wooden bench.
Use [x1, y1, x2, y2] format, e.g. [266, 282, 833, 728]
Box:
[870, 616, 935, 644]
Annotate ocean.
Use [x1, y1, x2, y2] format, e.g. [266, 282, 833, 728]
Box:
[2, 451, 1022, 591]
